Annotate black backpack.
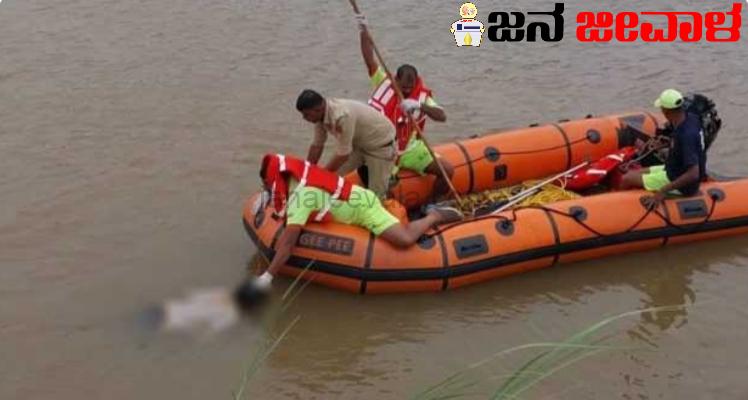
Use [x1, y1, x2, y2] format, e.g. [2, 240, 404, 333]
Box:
[684, 93, 722, 151]
[633, 94, 722, 167]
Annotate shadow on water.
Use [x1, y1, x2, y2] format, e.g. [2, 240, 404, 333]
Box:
[623, 236, 748, 344]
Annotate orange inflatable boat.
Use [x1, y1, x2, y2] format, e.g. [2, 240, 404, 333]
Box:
[242, 110, 746, 294]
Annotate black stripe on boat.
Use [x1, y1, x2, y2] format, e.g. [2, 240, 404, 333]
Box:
[359, 232, 376, 294]
[661, 203, 672, 247]
[437, 234, 450, 291]
[455, 141, 474, 194]
[243, 214, 748, 283]
[543, 209, 562, 266]
[551, 123, 573, 170]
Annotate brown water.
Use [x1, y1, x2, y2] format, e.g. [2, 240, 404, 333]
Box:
[2, 0, 748, 398]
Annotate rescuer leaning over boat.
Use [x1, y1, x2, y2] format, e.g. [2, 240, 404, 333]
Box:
[296, 89, 397, 199]
[244, 154, 462, 294]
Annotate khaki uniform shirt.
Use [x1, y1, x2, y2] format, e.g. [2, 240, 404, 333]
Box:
[312, 98, 395, 156]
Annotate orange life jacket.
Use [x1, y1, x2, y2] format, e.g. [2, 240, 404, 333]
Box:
[261, 154, 353, 223]
[368, 75, 432, 152]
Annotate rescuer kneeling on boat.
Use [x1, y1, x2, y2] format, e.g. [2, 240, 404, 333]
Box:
[356, 15, 455, 199]
[620, 89, 707, 208]
[245, 154, 462, 293]
[297, 89, 397, 199]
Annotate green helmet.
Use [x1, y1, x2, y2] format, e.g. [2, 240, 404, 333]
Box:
[654, 89, 685, 110]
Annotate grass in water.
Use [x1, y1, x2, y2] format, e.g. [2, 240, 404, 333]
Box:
[411, 305, 686, 400]
[232, 256, 686, 400]
[232, 259, 314, 400]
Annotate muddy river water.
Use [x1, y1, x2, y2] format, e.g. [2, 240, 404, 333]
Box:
[2, 0, 748, 398]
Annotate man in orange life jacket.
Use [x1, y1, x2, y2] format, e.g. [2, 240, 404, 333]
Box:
[248, 154, 462, 291]
[356, 14, 455, 198]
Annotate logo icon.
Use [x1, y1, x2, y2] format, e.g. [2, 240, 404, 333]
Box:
[451, 2, 485, 47]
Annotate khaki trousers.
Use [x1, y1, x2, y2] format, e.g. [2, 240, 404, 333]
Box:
[338, 143, 396, 199]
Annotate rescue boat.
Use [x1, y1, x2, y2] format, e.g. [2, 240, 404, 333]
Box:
[242, 110, 747, 294]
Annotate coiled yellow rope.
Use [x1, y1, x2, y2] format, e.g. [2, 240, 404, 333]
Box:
[452, 180, 580, 215]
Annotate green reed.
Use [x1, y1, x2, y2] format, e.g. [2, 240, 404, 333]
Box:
[232, 260, 314, 400]
[411, 305, 685, 400]
[230, 261, 686, 400]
